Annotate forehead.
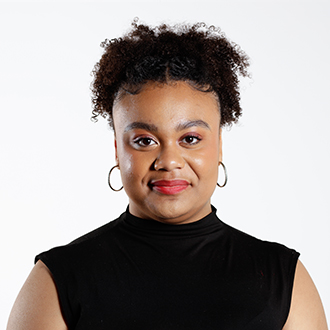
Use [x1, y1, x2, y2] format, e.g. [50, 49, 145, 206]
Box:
[112, 81, 220, 131]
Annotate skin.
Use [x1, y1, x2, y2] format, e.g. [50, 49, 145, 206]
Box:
[7, 260, 68, 330]
[283, 261, 328, 329]
[7, 81, 328, 329]
[113, 81, 222, 224]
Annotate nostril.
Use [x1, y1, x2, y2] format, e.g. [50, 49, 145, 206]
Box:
[153, 149, 185, 171]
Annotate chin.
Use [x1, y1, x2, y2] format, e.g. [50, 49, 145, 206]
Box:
[145, 201, 198, 224]
[149, 204, 183, 220]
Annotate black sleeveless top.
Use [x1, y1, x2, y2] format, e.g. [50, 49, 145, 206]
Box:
[36, 206, 299, 329]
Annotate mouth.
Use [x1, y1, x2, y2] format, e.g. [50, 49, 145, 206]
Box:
[149, 179, 190, 195]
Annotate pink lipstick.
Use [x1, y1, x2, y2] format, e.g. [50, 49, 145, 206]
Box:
[150, 180, 190, 195]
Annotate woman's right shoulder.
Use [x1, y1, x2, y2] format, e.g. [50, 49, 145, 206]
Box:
[7, 260, 68, 330]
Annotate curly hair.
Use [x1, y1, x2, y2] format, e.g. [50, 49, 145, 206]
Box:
[91, 19, 250, 129]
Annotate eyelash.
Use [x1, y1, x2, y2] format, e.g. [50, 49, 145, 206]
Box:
[181, 134, 202, 145]
[133, 136, 157, 147]
[133, 134, 202, 148]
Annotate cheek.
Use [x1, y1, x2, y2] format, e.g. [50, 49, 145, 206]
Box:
[188, 143, 220, 182]
[195, 141, 220, 166]
[116, 143, 134, 181]
[118, 147, 152, 186]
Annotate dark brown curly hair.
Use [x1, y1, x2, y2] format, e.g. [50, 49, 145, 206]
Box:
[91, 19, 250, 129]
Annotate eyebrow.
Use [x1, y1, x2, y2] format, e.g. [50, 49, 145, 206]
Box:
[175, 120, 210, 131]
[124, 120, 210, 133]
[124, 122, 158, 133]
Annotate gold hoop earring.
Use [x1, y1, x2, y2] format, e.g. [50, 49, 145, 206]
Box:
[108, 165, 123, 192]
[217, 162, 228, 188]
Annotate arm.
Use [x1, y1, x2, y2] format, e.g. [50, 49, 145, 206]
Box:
[283, 260, 328, 330]
[7, 260, 68, 330]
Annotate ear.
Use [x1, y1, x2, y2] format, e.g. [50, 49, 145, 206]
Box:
[114, 135, 119, 166]
[218, 128, 223, 163]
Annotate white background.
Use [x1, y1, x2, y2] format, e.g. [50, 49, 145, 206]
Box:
[1, 0, 329, 327]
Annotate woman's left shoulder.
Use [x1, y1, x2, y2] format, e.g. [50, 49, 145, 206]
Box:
[223, 221, 299, 261]
[283, 260, 328, 330]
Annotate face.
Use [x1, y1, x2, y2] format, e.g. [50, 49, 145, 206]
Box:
[113, 81, 222, 224]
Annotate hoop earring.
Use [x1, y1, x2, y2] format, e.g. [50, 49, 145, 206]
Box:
[108, 165, 123, 192]
[217, 162, 228, 188]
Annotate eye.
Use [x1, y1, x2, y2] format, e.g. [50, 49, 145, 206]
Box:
[181, 134, 202, 145]
[134, 137, 157, 147]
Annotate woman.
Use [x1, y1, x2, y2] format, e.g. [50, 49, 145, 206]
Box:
[7, 20, 327, 329]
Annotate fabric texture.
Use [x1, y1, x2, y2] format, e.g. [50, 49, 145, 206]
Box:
[35, 206, 299, 330]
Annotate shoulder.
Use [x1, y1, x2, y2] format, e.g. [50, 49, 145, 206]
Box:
[283, 260, 328, 330]
[69, 213, 124, 245]
[221, 220, 299, 299]
[221, 220, 299, 261]
[8, 213, 126, 330]
[35, 214, 124, 265]
[7, 260, 68, 330]
[222, 221, 328, 328]
[34, 214, 127, 284]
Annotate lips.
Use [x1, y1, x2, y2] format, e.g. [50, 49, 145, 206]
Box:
[150, 180, 190, 195]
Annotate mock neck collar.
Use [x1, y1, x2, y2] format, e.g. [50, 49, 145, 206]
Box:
[122, 205, 222, 238]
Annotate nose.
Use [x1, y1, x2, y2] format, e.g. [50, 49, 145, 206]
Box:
[154, 143, 185, 171]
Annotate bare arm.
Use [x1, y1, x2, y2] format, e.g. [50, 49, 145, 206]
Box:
[283, 260, 328, 330]
[7, 260, 68, 330]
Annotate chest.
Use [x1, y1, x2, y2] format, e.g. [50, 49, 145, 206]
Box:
[72, 239, 284, 329]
